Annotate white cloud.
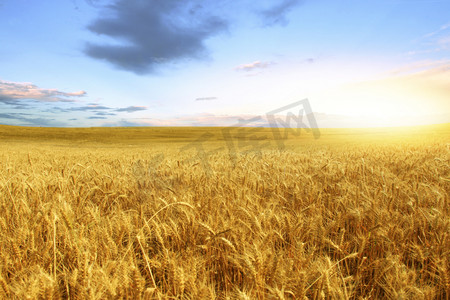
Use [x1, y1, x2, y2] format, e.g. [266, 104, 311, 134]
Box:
[195, 97, 217, 101]
[235, 61, 274, 72]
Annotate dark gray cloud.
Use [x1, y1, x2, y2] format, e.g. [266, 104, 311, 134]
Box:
[84, 0, 304, 74]
[115, 105, 147, 112]
[84, 0, 110, 8]
[259, 0, 302, 26]
[85, 0, 228, 74]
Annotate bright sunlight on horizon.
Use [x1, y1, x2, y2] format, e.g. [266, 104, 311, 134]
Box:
[1, 2, 449, 298]
[0, 0, 449, 128]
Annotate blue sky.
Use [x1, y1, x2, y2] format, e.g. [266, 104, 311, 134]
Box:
[0, 0, 449, 127]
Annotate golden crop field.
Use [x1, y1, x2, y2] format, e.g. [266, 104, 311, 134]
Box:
[0, 124, 448, 299]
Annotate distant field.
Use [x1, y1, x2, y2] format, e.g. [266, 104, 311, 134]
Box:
[1, 123, 449, 145]
[0, 124, 448, 299]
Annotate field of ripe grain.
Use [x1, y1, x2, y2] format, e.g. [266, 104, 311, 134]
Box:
[0, 124, 448, 299]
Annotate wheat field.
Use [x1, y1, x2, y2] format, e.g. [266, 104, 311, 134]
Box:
[0, 124, 448, 299]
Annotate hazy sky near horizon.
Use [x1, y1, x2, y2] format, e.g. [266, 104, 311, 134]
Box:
[0, 0, 449, 127]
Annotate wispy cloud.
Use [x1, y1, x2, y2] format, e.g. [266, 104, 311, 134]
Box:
[437, 35, 450, 47]
[95, 112, 117, 116]
[423, 22, 450, 38]
[115, 106, 147, 112]
[87, 116, 107, 120]
[101, 111, 316, 127]
[389, 59, 450, 76]
[48, 104, 146, 114]
[0, 112, 67, 127]
[70, 104, 112, 111]
[0, 79, 86, 104]
[102, 114, 266, 127]
[235, 61, 274, 72]
[410, 22, 450, 55]
[195, 97, 217, 101]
